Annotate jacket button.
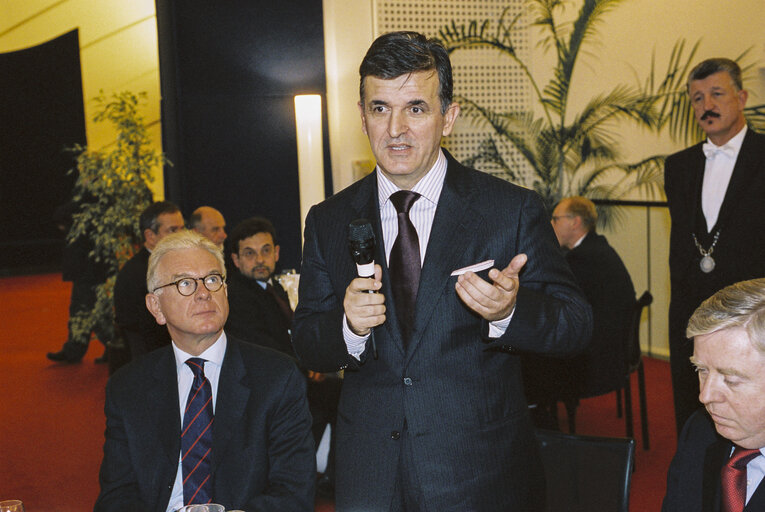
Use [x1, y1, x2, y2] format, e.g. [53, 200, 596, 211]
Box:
[391, 431, 401, 440]
[403, 377, 412, 386]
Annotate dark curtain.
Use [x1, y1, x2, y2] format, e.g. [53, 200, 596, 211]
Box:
[156, 0, 332, 270]
[0, 29, 86, 274]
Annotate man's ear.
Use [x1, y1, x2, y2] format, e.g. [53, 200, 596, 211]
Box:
[274, 245, 280, 263]
[358, 101, 368, 136]
[231, 252, 241, 270]
[145, 293, 167, 325]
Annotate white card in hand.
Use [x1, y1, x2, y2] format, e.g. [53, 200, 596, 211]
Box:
[450, 259, 495, 276]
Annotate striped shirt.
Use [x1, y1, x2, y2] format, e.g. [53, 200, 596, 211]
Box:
[343, 149, 511, 356]
[377, 149, 447, 264]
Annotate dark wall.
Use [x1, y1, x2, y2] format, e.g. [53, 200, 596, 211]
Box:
[0, 29, 86, 274]
[155, 0, 332, 270]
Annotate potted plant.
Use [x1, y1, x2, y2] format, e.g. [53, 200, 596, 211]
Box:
[438, 0, 765, 225]
[66, 91, 163, 371]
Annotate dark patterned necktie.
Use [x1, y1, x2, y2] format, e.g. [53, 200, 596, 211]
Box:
[720, 446, 761, 512]
[267, 282, 293, 324]
[182, 358, 214, 505]
[389, 190, 421, 344]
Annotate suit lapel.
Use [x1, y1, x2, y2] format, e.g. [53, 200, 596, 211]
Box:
[715, 130, 762, 230]
[149, 348, 182, 469]
[702, 438, 731, 512]
[687, 144, 706, 231]
[350, 172, 407, 357]
[211, 339, 250, 473]
[406, 158, 482, 358]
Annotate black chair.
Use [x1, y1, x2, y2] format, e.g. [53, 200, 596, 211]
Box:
[535, 291, 653, 449]
[536, 429, 635, 512]
[616, 290, 653, 449]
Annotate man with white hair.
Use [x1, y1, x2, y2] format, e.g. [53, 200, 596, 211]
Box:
[95, 230, 314, 511]
[663, 278, 765, 511]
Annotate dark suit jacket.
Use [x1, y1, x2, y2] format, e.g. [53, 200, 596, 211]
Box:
[663, 409, 765, 512]
[524, 232, 635, 403]
[94, 336, 315, 512]
[225, 271, 295, 358]
[292, 150, 592, 511]
[55, 200, 109, 284]
[665, 129, 765, 346]
[113, 247, 171, 356]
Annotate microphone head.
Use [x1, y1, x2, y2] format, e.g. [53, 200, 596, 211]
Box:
[348, 219, 374, 244]
[348, 219, 375, 266]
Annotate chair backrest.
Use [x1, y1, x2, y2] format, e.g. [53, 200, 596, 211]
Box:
[536, 429, 636, 512]
[626, 291, 653, 371]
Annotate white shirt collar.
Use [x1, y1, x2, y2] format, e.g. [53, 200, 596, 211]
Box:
[571, 232, 588, 249]
[705, 125, 747, 153]
[172, 331, 227, 370]
[377, 149, 447, 208]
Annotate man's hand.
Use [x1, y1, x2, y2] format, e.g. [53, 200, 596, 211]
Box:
[343, 264, 386, 335]
[455, 253, 527, 321]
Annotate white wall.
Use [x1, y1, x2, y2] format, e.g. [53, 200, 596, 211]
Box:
[322, 0, 765, 358]
[0, 0, 165, 198]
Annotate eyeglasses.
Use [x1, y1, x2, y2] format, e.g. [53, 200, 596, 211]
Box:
[152, 273, 226, 296]
[551, 215, 574, 222]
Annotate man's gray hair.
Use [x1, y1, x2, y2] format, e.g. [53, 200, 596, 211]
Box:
[562, 196, 598, 232]
[687, 58, 743, 91]
[146, 229, 226, 292]
[686, 278, 765, 353]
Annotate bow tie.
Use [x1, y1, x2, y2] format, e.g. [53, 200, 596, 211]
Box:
[702, 141, 735, 159]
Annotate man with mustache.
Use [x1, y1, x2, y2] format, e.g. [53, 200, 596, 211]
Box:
[663, 278, 765, 511]
[665, 58, 765, 437]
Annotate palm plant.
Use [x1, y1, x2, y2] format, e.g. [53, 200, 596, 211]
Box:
[438, 0, 765, 224]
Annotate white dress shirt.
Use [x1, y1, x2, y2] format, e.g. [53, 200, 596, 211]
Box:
[745, 448, 765, 505]
[343, 150, 512, 358]
[701, 125, 747, 232]
[166, 333, 227, 512]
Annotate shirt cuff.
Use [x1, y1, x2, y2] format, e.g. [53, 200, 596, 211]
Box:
[488, 307, 514, 338]
[343, 314, 369, 360]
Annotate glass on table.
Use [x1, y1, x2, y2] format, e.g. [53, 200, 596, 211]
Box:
[0, 501, 25, 512]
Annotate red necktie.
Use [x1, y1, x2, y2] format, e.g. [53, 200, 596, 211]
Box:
[721, 446, 761, 512]
[389, 190, 421, 344]
[182, 358, 214, 505]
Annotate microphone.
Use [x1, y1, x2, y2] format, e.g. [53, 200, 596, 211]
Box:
[348, 219, 378, 359]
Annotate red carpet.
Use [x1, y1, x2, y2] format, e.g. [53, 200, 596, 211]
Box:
[1, 273, 675, 511]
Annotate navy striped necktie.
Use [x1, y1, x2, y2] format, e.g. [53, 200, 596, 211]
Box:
[182, 357, 214, 504]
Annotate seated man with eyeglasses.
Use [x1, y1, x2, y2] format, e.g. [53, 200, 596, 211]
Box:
[95, 230, 315, 512]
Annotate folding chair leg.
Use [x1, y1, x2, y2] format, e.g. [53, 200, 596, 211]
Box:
[563, 398, 578, 434]
[624, 377, 634, 439]
[637, 361, 650, 450]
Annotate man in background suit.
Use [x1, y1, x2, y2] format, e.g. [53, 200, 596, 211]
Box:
[226, 216, 342, 497]
[663, 278, 765, 511]
[292, 31, 592, 511]
[225, 216, 293, 355]
[189, 206, 227, 249]
[524, 196, 635, 426]
[113, 201, 184, 359]
[47, 200, 111, 363]
[95, 230, 315, 511]
[665, 58, 765, 436]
